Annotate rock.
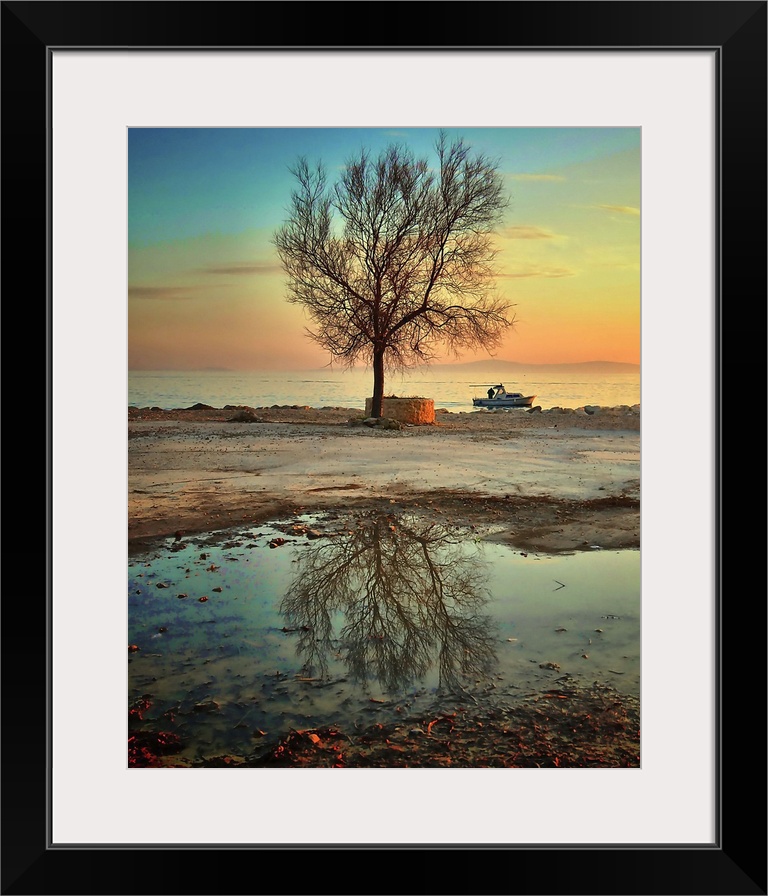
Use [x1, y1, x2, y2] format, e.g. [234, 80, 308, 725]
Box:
[188, 403, 214, 410]
[361, 416, 404, 430]
[227, 410, 263, 423]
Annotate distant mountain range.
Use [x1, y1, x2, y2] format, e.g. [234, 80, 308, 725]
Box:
[132, 360, 640, 375]
[418, 359, 640, 374]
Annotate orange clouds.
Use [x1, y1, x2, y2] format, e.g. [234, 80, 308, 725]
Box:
[500, 225, 559, 240]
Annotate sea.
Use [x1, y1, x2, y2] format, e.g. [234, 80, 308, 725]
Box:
[128, 365, 641, 412]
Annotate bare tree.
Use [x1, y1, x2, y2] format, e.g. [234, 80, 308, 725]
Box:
[273, 132, 515, 417]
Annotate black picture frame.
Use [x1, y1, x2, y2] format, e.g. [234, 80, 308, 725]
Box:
[2, 2, 765, 894]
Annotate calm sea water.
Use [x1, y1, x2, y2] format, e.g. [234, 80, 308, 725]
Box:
[128, 367, 640, 412]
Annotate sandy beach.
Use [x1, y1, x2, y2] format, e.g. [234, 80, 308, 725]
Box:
[128, 403, 640, 556]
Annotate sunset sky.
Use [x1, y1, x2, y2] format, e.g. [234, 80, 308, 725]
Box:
[128, 127, 640, 371]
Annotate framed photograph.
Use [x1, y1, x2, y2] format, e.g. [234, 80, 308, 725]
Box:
[3, 2, 765, 893]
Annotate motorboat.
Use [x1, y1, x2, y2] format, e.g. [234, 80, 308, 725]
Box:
[471, 384, 537, 409]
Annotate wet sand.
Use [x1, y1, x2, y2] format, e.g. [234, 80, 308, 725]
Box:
[128, 403, 640, 556]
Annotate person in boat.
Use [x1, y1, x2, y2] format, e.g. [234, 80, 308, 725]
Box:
[487, 387, 495, 399]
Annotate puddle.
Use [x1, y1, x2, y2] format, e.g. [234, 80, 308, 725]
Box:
[128, 511, 639, 765]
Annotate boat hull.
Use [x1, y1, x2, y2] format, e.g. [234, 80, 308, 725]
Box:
[472, 395, 536, 409]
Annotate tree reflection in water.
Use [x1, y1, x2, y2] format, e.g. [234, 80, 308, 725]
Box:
[280, 513, 498, 694]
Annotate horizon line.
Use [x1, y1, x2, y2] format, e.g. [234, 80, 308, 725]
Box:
[129, 359, 641, 373]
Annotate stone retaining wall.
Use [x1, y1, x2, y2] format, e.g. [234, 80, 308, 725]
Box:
[364, 397, 435, 424]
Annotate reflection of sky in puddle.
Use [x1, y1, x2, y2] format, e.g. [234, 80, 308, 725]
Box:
[487, 549, 639, 690]
[129, 512, 639, 762]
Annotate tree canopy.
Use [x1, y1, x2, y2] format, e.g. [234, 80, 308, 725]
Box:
[273, 133, 515, 417]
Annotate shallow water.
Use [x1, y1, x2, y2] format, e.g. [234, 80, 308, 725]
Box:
[128, 511, 639, 764]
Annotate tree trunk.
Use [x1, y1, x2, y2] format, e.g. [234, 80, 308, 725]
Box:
[371, 348, 385, 417]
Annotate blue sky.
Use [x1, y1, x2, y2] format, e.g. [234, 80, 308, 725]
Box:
[128, 127, 641, 370]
